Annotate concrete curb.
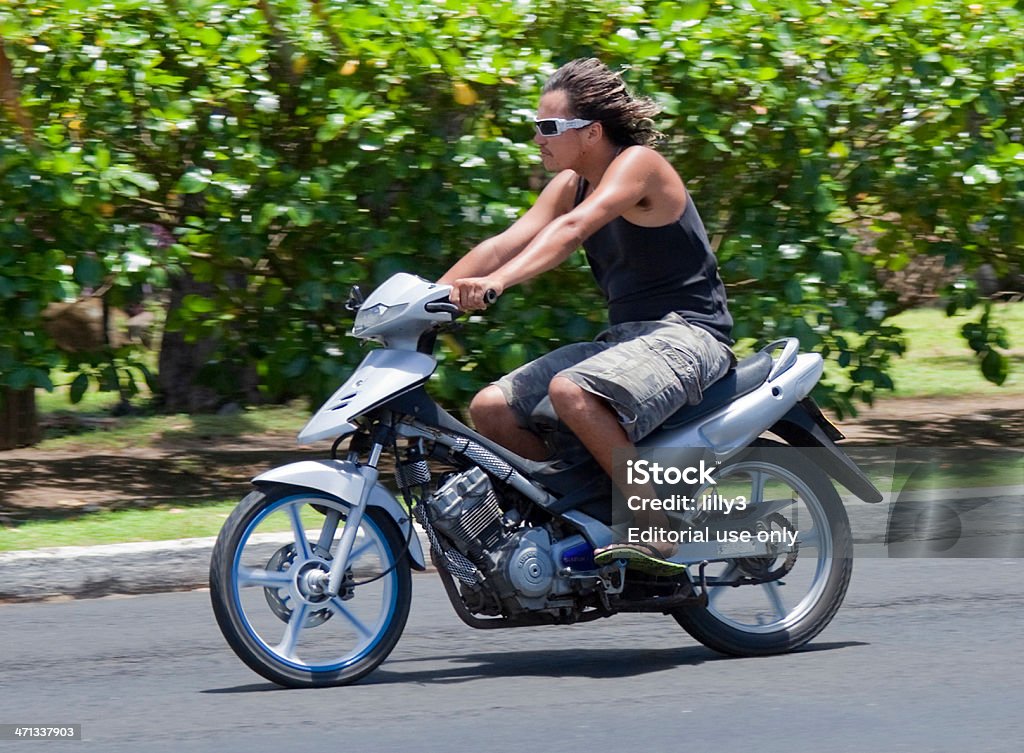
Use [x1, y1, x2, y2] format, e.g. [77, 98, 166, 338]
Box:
[0, 529, 435, 603]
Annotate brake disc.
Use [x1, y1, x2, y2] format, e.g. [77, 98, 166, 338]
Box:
[262, 543, 334, 628]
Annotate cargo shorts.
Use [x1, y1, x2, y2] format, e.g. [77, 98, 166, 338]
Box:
[493, 312, 736, 443]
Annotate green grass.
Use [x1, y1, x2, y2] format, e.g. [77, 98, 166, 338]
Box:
[884, 302, 1024, 397]
[873, 459, 1023, 493]
[0, 497, 386, 553]
[35, 353, 309, 450]
[0, 501, 239, 552]
[35, 382, 123, 415]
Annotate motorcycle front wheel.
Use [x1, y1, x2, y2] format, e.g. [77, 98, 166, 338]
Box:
[209, 485, 412, 687]
[672, 440, 853, 656]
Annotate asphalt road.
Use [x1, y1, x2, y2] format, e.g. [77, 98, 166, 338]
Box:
[2, 559, 1021, 753]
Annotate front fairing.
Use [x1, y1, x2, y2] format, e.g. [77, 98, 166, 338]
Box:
[297, 348, 437, 444]
[352, 273, 453, 350]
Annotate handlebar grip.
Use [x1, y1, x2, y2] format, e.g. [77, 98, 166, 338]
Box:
[483, 289, 498, 305]
[424, 300, 462, 315]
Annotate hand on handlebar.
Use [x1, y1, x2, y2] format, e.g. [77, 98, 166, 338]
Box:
[447, 277, 503, 311]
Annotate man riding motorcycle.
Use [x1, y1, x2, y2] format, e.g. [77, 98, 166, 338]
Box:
[440, 58, 736, 572]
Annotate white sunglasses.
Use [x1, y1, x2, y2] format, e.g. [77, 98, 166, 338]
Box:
[534, 117, 595, 136]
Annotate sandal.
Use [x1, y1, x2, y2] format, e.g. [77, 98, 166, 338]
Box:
[593, 542, 687, 576]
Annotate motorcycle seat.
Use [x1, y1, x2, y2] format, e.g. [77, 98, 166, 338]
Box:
[658, 350, 773, 430]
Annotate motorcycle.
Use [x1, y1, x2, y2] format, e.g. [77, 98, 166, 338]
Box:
[209, 272, 883, 687]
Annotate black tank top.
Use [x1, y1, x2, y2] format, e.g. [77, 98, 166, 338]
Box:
[575, 177, 733, 344]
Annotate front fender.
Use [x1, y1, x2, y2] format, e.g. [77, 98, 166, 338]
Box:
[252, 459, 426, 570]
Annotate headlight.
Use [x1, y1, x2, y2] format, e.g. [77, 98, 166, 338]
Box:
[352, 302, 408, 335]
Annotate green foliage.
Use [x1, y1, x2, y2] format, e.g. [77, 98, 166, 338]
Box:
[0, 243, 61, 393]
[0, 0, 1020, 418]
[961, 303, 1011, 385]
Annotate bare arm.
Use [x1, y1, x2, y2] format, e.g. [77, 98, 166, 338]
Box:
[438, 170, 578, 286]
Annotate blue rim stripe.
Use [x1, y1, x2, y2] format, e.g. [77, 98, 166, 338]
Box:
[231, 493, 398, 673]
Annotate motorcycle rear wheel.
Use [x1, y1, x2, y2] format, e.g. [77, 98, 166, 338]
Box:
[210, 485, 412, 687]
[672, 440, 853, 656]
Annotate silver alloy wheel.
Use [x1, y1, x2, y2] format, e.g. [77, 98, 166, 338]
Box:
[697, 459, 835, 634]
[228, 493, 399, 671]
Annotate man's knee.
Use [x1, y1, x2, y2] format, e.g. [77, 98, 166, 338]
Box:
[548, 375, 587, 417]
[469, 385, 510, 429]
[550, 375, 621, 427]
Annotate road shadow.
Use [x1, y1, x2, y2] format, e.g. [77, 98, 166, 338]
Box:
[837, 403, 1024, 447]
[202, 682, 288, 694]
[201, 641, 867, 692]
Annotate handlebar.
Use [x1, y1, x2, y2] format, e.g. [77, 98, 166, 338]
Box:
[424, 288, 499, 315]
[424, 301, 462, 315]
[418, 287, 500, 356]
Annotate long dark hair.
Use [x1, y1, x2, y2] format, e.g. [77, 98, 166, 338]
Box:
[542, 58, 662, 147]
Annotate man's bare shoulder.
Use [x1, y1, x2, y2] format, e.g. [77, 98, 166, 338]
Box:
[538, 169, 583, 215]
[607, 146, 687, 221]
[612, 144, 677, 173]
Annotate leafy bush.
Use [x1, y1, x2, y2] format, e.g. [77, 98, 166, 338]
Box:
[1, 0, 1020, 418]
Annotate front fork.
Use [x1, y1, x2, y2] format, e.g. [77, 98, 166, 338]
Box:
[319, 433, 386, 598]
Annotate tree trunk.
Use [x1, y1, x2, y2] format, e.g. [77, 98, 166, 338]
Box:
[156, 272, 260, 413]
[0, 388, 39, 450]
[156, 274, 224, 413]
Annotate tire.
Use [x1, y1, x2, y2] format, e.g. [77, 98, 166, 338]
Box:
[210, 486, 412, 687]
[672, 440, 853, 656]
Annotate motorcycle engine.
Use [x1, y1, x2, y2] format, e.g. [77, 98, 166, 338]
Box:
[427, 467, 563, 610]
[502, 528, 557, 602]
[428, 466, 508, 563]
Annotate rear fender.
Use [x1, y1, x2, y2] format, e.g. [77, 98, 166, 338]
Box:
[770, 400, 883, 504]
[252, 460, 426, 570]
